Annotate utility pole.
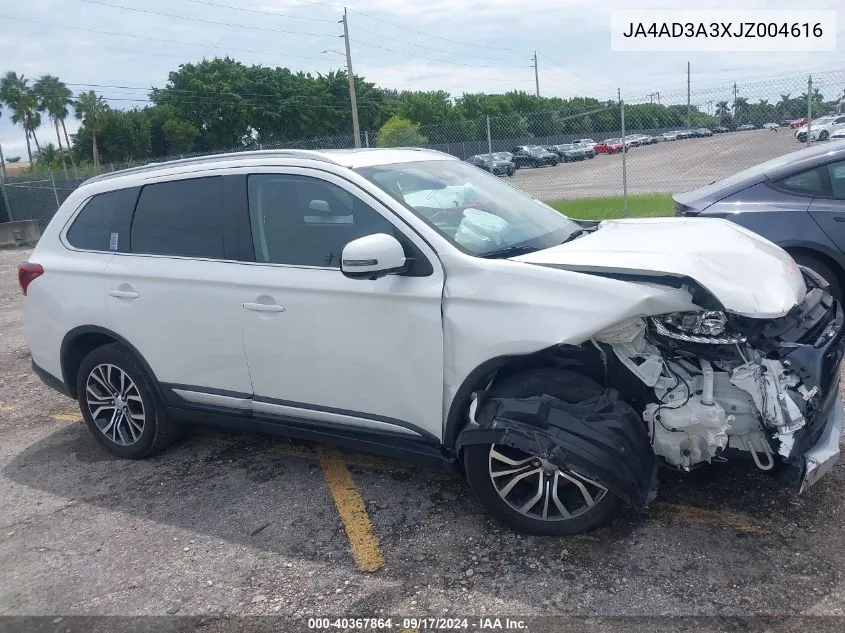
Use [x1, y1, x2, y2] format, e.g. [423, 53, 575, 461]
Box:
[656, 91, 660, 105]
[686, 61, 691, 127]
[341, 8, 361, 148]
[533, 51, 540, 98]
[619, 88, 628, 217]
[733, 82, 737, 119]
[806, 75, 813, 147]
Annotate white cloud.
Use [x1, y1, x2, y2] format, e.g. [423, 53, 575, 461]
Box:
[1, 0, 843, 153]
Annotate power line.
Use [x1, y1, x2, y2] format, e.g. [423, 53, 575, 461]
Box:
[351, 40, 523, 69]
[349, 8, 531, 53]
[179, 0, 336, 22]
[350, 24, 515, 62]
[0, 14, 328, 61]
[78, 0, 337, 38]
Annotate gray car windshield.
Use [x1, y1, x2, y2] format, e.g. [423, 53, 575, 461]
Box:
[356, 160, 580, 257]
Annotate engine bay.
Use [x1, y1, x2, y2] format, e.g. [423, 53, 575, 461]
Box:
[594, 269, 844, 474]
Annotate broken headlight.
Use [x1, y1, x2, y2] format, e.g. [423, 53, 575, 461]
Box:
[649, 311, 747, 345]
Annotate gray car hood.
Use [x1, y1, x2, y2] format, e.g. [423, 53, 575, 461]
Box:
[513, 217, 806, 318]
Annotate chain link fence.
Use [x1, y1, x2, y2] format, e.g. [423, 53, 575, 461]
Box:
[3, 69, 844, 229]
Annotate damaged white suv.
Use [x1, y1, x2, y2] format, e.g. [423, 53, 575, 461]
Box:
[21, 148, 844, 535]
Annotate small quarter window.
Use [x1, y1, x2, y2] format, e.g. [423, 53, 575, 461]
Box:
[775, 168, 827, 196]
[66, 188, 138, 252]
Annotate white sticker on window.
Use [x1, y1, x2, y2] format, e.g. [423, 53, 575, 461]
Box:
[109, 232, 119, 251]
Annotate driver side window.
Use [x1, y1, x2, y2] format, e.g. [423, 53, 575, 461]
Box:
[247, 175, 396, 268]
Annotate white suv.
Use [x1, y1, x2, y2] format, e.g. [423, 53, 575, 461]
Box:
[20, 149, 845, 535]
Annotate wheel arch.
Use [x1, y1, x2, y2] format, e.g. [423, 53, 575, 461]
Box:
[60, 326, 162, 400]
[442, 343, 606, 452]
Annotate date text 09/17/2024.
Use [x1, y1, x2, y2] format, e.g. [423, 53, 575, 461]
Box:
[307, 617, 527, 630]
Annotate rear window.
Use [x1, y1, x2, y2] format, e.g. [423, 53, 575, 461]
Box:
[66, 187, 138, 252]
[131, 177, 224, 259]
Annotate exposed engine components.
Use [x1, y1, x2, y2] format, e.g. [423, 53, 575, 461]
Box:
[730, 359, 807, 458]
[593, 311, 824, 472]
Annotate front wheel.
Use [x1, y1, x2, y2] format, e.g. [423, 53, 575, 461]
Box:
[820, 130, 829, 141]
[463, 368, 622, 535]
[464, 444, 619, 535]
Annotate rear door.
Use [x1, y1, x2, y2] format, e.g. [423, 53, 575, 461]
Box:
[102, 175, 254, 398]
[809, 160, 845, 251]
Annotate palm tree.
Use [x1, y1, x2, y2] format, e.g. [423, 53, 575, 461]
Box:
[0, 72, 42, 164]
[778, 93, 791, 115]
[33, 75, 76, 166]
[733, 97, 749, 123]
[715, 100, 730, 116]
[74, 91, 108, 171]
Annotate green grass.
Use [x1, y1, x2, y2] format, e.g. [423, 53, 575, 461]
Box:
[548, 194, 674, 220]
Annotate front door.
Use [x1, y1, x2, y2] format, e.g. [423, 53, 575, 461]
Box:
[237, 169, 446, 441]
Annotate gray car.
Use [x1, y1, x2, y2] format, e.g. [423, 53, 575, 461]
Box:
[674, 142, 845, 300]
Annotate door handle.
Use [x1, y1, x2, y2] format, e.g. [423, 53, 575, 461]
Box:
[107, 289, 139, 299]
[833, 216, 845, 223]
[242, 302, 285, 313]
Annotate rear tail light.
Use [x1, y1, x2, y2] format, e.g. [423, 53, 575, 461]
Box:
[18, 261, 44, 295]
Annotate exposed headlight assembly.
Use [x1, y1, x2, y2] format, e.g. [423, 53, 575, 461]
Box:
[650, 311, 746, 345]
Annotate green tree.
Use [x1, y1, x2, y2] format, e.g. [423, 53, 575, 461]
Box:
[7, 156, 21, 163]
[33, 75, 76, 166]
[376, 115, 428, 147]
[0, 72, 42, 164]
[74, 91, 108, 170]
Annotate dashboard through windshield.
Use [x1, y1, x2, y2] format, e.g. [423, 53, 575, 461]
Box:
[356, 159, 580, 257]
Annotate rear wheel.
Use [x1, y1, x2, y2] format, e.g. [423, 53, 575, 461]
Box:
[463, 368, 621, 535]
[790, 252, 843, 304]
[77, 343, 178, 459]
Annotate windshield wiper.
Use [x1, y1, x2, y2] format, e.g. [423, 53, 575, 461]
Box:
[478, 244, 541, 259]
[559, 228, 588, 244]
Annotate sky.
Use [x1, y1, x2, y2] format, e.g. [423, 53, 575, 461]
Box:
[1, 0, 843, 159]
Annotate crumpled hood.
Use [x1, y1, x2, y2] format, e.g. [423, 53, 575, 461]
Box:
[513, 217, 806, 318]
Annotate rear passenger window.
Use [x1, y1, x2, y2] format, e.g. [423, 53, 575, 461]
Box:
[66, 188, 138, 252]
[131, 177, 224, 259]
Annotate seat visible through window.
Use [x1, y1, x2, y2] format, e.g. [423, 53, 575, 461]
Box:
[248, 175, 396, 268]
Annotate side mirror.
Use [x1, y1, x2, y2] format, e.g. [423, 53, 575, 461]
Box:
[341, 233, 407, 280]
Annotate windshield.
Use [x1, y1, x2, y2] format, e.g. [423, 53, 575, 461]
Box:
[356, 159, 580, 257]
[529, 147, 546, 155]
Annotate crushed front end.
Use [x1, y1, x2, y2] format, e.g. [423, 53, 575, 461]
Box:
[596, 267, 845, 493]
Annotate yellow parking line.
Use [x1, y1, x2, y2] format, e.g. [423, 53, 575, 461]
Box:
[651, 502, 767, 534]
[319, 449, 385, 573]
[52, 412, 83, 423]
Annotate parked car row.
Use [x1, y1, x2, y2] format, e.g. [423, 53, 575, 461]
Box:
[794, 115, 845, 142]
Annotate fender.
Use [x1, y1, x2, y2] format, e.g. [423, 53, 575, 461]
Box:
[60, 325, 165, 401]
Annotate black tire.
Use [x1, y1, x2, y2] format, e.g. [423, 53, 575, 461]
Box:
[790, 252, 843, 304]
[76, 343, 179, 459]
[820, 130, 829, 141]
[463, 368, 621, 536]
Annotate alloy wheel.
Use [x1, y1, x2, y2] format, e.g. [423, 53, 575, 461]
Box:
[85, 363, 146, 446]
[488, 444, 607, 521]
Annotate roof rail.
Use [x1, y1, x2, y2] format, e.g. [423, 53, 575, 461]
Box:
[82, 149, 341, 185]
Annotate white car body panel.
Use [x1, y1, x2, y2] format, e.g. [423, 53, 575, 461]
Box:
[438, 251, 699, 422]
[513, 217, 806, 318]
[101, 254, 254, 394]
